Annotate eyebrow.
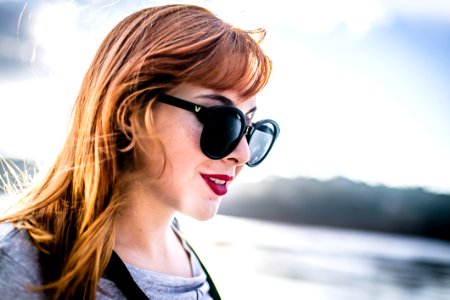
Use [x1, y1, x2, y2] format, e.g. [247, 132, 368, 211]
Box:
[196, 94, 257, 115]
[196, 94, 233, 105]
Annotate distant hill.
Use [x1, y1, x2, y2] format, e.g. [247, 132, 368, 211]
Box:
[219, 176, 450, 241]
[2, 156, 449, 241]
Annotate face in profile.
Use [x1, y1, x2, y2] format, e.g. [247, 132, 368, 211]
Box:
[132, 83, 257, 220]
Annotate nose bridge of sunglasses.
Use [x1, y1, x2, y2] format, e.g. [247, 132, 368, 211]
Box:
[245, 125, 254, 136]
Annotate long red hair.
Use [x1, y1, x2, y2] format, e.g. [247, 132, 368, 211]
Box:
[1, 4, 271, 299]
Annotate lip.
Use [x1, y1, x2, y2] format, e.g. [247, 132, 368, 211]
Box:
[201, 174, 234, 196]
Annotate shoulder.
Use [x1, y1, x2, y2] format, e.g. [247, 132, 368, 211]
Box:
[0, 222, 45, 299]
[0, 222, 40, 269]
[96, 277, 127, 300]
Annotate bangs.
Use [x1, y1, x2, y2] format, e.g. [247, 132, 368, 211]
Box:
[184, 28, 272, 99]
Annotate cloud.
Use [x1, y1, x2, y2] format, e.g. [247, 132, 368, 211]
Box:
[198, 0, 450, 35]
[0, 0, 39, 76]
[387, 0, 450, 22]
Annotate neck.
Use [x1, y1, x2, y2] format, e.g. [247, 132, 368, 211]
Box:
[112, 181, 191, 277]
[114, 182, 174, 250]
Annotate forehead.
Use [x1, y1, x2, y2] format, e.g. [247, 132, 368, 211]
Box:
[168, 83, 257, 112]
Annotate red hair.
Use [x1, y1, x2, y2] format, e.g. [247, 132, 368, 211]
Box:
[1, 4, 271, 299]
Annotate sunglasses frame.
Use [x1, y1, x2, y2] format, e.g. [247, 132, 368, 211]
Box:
[156, 93, 279, 167]
[245, 118, 280, 167]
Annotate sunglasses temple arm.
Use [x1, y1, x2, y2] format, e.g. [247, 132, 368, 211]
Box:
[158, 94, 209, 121]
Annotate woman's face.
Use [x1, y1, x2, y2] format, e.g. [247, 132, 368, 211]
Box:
[135, 83, 257, 220]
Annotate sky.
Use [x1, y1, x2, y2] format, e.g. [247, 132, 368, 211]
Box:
[0, 0, 449, 193]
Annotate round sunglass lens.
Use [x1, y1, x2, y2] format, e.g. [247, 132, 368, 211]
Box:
[201, 109, 244, 159]
[248, 122, 276, 166]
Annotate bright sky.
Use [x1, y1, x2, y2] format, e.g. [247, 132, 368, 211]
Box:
[0, 0, 449, 193]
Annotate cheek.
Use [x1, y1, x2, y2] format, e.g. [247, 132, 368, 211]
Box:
[153, 104, 206, 173]
[162, 120, 203, 167]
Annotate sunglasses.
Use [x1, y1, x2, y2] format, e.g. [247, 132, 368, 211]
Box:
[156, 93, 280, 167]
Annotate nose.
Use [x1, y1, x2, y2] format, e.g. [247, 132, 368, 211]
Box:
[225, 136, 251, 166]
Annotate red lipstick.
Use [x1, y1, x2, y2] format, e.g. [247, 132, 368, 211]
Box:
[201, 174, 233, 196]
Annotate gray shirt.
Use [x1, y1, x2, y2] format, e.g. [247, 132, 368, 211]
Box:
[0, 222, 213, 300]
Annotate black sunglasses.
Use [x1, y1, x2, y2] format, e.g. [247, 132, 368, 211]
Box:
[156, 93, 280, 167]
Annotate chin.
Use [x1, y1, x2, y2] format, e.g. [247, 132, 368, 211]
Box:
[195, 214, 217, 222]
[181, 196, 221, 221]
[189, 209, 217, 221]
[190, 205, 220, 221]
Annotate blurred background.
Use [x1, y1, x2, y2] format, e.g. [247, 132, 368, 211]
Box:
[1, 0, 450, 299]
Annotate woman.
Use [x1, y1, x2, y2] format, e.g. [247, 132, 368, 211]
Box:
[0, 4, 279, 300]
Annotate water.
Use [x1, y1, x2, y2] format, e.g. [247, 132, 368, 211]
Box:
[179, 215, 450, 300]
